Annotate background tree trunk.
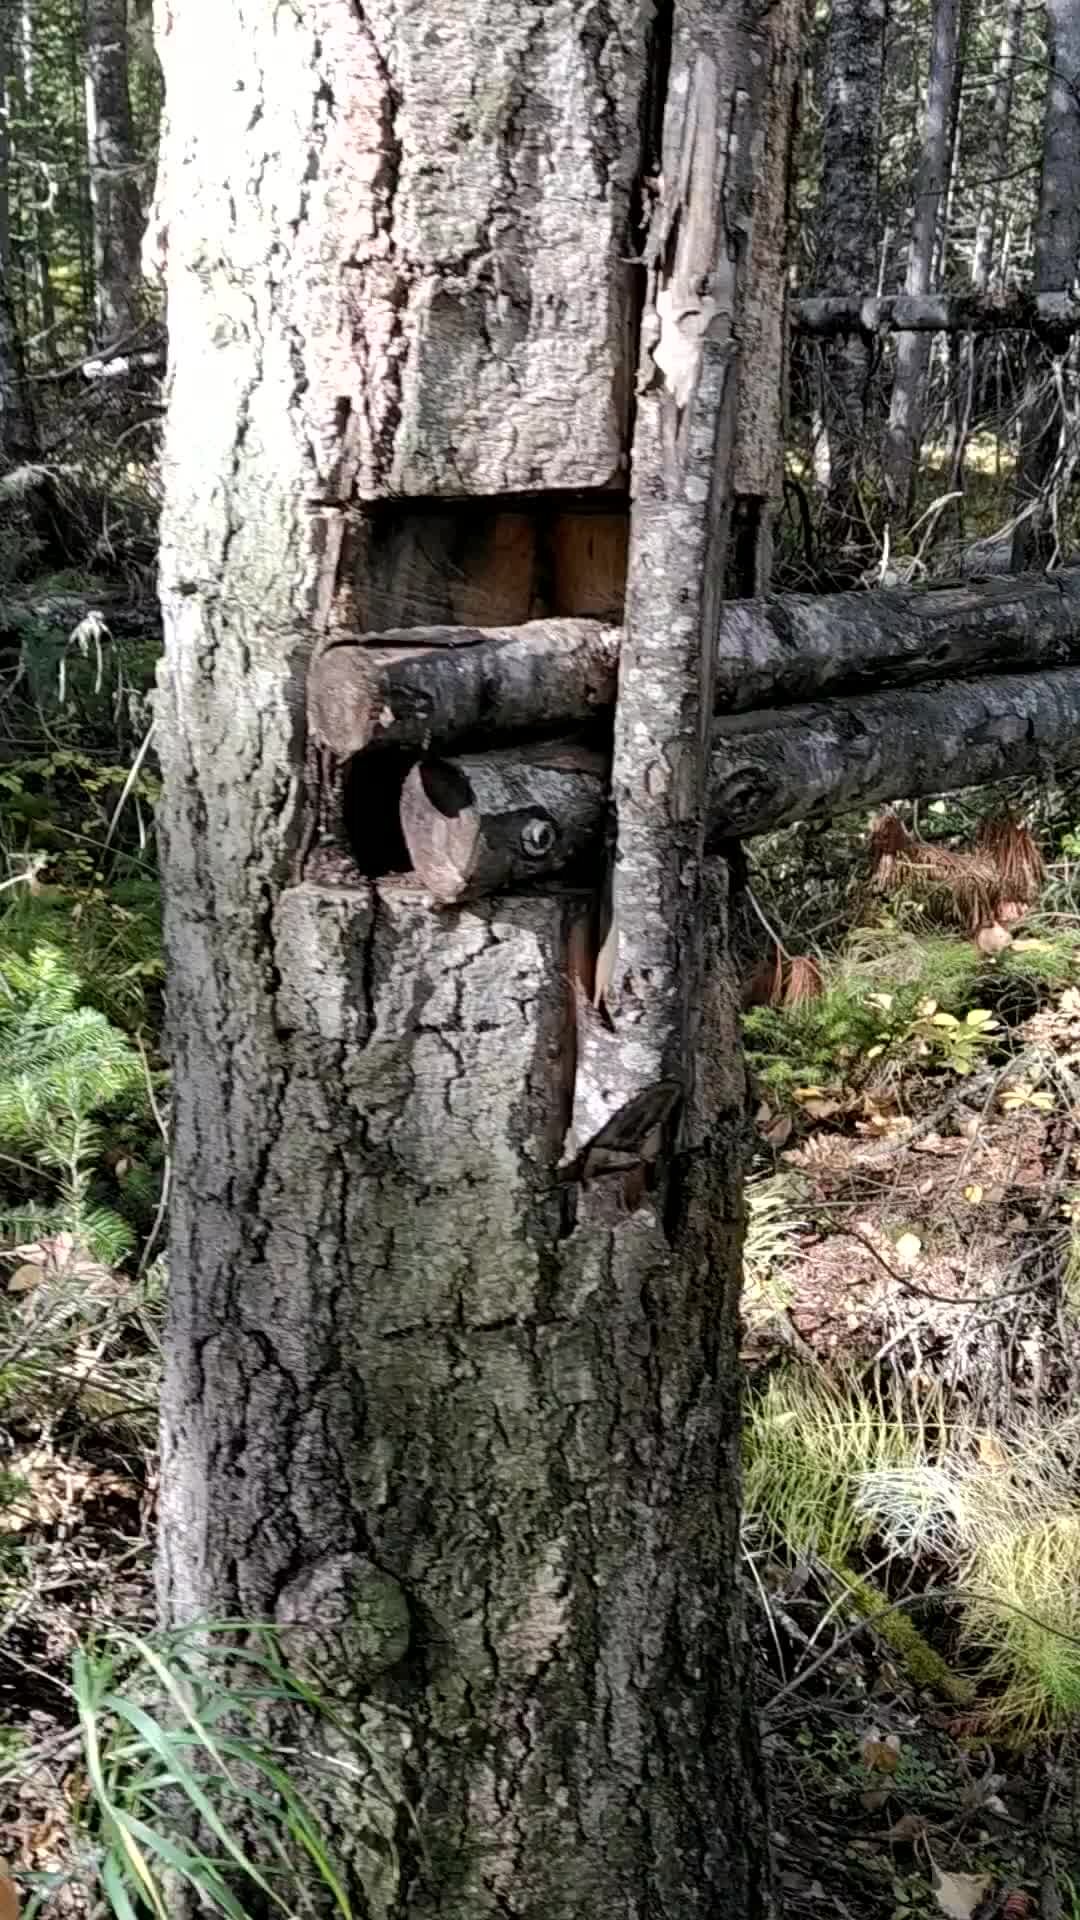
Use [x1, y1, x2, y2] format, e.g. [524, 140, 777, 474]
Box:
[970, 0, 1024, 297]
[151, 1, 773, 1913]
[814, 0, 888, 564]
[728, 0, 801, 594]
[885, 0, 964, 515]
[83, 0, 143, 344]
[0, 264, 36, 461]
[1011, 0, 1080, 570]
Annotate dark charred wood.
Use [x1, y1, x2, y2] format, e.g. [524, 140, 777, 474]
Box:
[795, 290, 1080, 338]
[708, 668, 1080, 839]
[715, 567, 1080, 709]
[401, 743, 608, 903]
[308, 619, 620, 757]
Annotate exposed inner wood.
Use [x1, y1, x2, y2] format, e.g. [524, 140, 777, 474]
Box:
[333, 495, 629, 635]
[401, 745, 608, 903]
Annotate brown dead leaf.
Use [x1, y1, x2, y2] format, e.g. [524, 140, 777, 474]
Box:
[978, 1432, 1008, 1468]
[0, 1870, 17, 1920]
[861, 1729, 901, 1773]
[6, 1264, 42, 1294]
[885, 1812, 927, 1844]
[932, 1866, 992, 1920]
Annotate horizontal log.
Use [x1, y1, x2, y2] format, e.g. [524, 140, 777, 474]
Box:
[401, 743, 608, 903]
[310, 573, 1080, 755]
[714, 567, 1080, 710]
[794, 290, 1080, 338]
[309, 620, 620, 757]
[708, 668, 1080, 840]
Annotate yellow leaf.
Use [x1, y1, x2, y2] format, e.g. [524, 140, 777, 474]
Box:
[868, 992, 894, 1012]
[964, 1184, 983, 1205]
[931, 1011, 959, 1029]
[895, 1232, 922, 1269]
[865, 1043, 886, 1060]
[1011, 938, 1053, 952]
[917, 998, 938, 1017]
[964, 1008, 999, 1029]
[1030, 1091, 1055, 1111]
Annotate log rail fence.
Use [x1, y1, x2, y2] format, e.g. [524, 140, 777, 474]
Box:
[306, 565, 1080, 903]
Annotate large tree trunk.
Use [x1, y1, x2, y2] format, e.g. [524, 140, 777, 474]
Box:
[152, 0, 777, 1912]
[884, 0, 964, 515]
[814, 0, 888, 561]
[1010, 0, 1080, 571]
[83, 0, 143, 345]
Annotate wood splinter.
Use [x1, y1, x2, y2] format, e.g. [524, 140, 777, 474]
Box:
[401, 744, 608, 904]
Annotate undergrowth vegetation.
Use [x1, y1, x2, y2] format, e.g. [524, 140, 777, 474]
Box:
[740, 795, 1080, 1913]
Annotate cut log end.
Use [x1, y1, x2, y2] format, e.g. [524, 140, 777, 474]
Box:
[401, 752, 607, 904]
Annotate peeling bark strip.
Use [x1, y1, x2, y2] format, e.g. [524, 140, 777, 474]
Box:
[400, 746, 607, 902]
[795, 291, 1080, 337]
[714, 566, 1080, 710]
[708, 668, 1080, 838]
[309, 620, 620, 757]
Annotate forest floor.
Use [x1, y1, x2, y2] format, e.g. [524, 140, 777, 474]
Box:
[742, 817, 1080, 1920]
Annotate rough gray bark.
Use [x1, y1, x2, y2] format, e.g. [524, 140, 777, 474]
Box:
[309, 620, 620, 757]
[796, 290, 1080, 336]
[814, 0, 888, 551]
[152, 0, 770, 1914]
[709, 667, 1080, 837]
[885, 0, 964, 514]
[83, 0, 144, 344]
[400, 746, 607, 902]
[1011, 0, 1080, 571]
[0, 0, 11, 274]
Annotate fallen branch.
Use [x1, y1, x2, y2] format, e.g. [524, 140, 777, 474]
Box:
[308, 571, 1080, 755]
